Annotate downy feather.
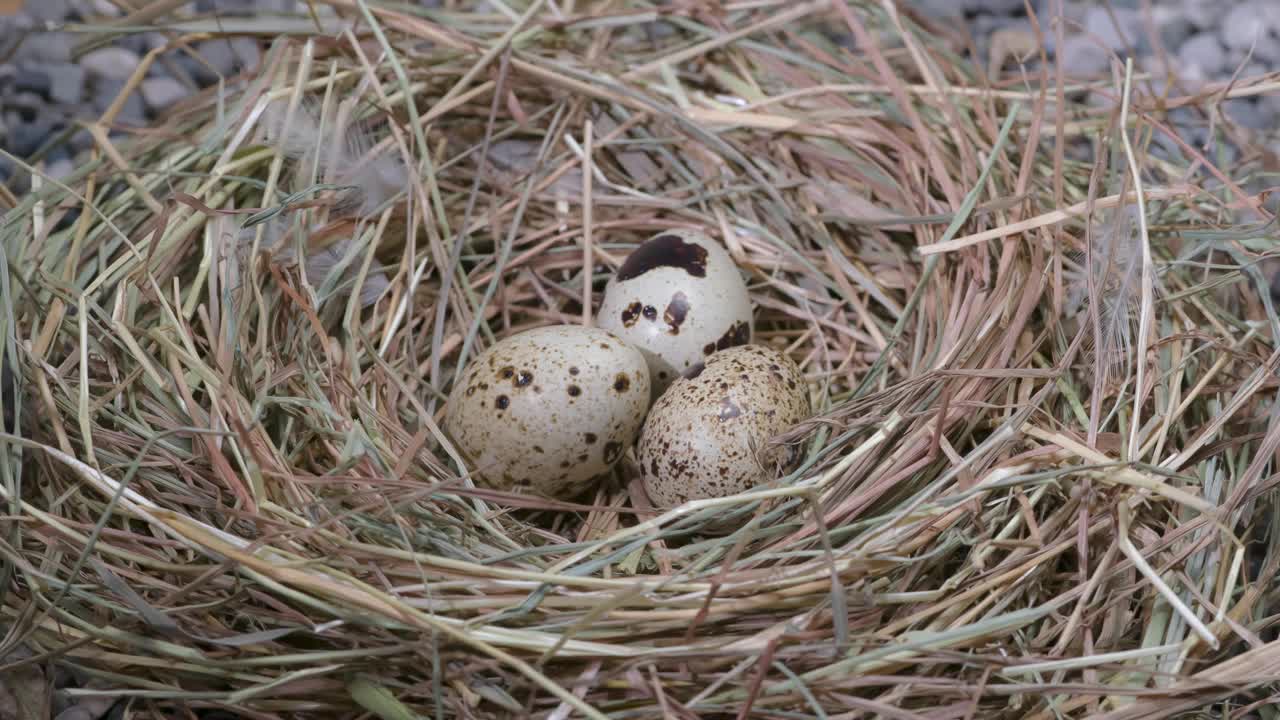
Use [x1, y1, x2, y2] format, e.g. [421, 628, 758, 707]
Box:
[247, 98, 407, 307]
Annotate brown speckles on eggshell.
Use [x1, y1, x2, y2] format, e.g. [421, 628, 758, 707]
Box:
[442, 325, 651, 499]
[615, 233, 709, 282]
[604, 441, 624, 465]
[596, 230, 753, 397]
[621, 302, 643, 327]
[718, 397, 742, 421]
[613, 374, 631, 393]
[663, 291, 690, 335]
[637, 344, 809, 511]
[584, 433, 598, 444]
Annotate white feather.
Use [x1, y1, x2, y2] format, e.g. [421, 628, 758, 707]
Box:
[252, 99, 405, 308]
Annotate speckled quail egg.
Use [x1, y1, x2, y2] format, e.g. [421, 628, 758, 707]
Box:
[598, 229, 753, 396]
[638, 344, 810, 507]
[444, 325, 651, 498]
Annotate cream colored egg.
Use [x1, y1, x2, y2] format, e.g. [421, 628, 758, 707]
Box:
[444, 325, 651, 497]
[597, 229, 752, 397]
[638, 344, 810, 507]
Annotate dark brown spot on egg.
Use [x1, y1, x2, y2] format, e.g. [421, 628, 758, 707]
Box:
[534, 445, 545, 453]
[495, 395, 510, 410]
[616, 233, 709, 281]
[650, 458, 660, 476]
[705, 321, 751, 355]
[568, 385, 582, 397]
[515, 370, 533, 387]
[718, 397, 742, 421]
[584, 433, 598, 444]
[621, 302, 643, 327]
[518, 478, 532, 486]
[569, 366, 580, 376]
[578, 453, 589, 462]
[560, 460, 571, 469]
[658, 371, 668, 380]
[499, 366, 515, 379]
[604, 441, 624, 464]
[613, 374, 631, 393]
[465, 386, 477, 397]
[663, 291, 689, 335]
[642, 305, 658, 321]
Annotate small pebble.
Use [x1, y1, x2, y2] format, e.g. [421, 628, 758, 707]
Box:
[1157, 13, 1193, 53]
[14, 31, 74, 64]
[191, 39, 239, 80]
[230, 37, 262, 71]
[13, 65, 51, 98]
[1178, 33, 1226, 76]
[46, 63, 85, 105]
[91, 77, 146, 124]
[1084, 6, 1142, 52]
[89, 0, 122, 16]
[8, 119, 53, 157]
[1221, 1, 1263, 51]
[914, 0, 963, 17]
[47, 157, 73, 180]
[195, 0, 257, 13]
[9, 92, 46, 121]
[22, 0, 70, 22]
[1058, 35, 1110, 76]
[68, 127, 94, 153]
[1224, 98, 1268, 130]
[1182, 0, 1217, 30]
[140, 76, 187, 113]
[81, 46, 142, 80]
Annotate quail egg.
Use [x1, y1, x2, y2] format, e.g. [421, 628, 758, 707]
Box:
[638, 344, 810, 507]
[597, 229, 753, 396]
[444, 325, 651, 497]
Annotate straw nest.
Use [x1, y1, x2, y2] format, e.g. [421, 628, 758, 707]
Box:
[1, 1, 1279, 718]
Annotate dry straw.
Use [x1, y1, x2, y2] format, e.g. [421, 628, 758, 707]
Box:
[1, 0, 1278, 717]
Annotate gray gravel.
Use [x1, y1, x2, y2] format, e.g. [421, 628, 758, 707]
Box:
[0, 0, 1276, 189]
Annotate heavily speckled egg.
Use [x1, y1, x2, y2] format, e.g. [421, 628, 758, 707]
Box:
[638, 344, 810, 507]
[597, 229, 753, 396]
[444, 325, 651, 497]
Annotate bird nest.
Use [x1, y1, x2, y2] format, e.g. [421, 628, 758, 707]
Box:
[1, 1, 1278, 718]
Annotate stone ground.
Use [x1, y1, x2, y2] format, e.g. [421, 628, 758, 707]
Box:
[1, 0, 1276, 187]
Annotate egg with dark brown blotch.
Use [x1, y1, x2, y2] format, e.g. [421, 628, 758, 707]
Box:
[444, 325, 651, 498]
[638, 344, 810, 507]
[598, 229, 753, 397]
